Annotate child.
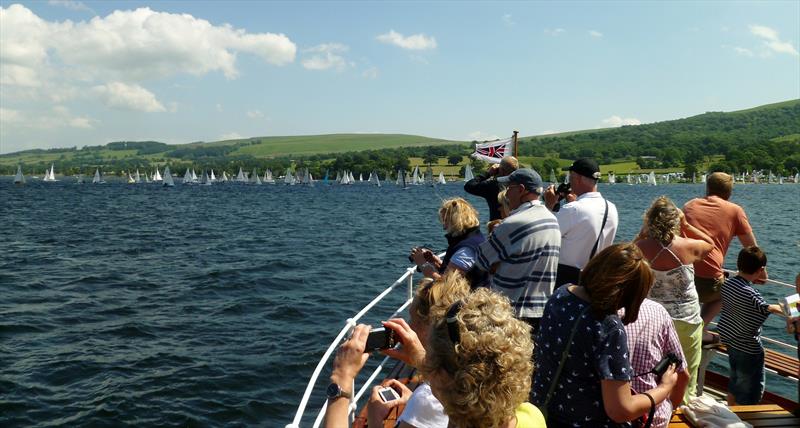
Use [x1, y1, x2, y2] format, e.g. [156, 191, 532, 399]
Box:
[717, 246, 782, 405]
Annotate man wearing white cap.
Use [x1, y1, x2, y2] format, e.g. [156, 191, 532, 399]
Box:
[544, 158, 619, 286]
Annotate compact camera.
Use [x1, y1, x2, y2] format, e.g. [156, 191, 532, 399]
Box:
[552, 182, 572, 213]
[408, 246, 435, 263]
[652, 352, 682, 377]
[364, 327, 399, 352]
[377, 386, 400, 402]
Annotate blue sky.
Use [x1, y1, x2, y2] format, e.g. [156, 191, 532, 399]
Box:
[1, 0, 798, 154]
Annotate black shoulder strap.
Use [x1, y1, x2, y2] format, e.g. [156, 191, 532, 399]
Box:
[589, 199, 609, 260]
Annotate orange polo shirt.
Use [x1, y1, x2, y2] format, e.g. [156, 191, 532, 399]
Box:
[683, 196, 753, 280]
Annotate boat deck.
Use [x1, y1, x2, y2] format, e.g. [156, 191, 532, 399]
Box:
[669, 404, 799, 427]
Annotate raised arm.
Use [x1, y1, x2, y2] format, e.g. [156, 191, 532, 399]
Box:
[324, 325, 371, 428]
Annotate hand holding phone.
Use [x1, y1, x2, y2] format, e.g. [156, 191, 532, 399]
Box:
[377, 386, 400, 402]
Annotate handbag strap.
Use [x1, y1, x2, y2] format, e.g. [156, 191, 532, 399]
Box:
[541, 304, 590, 419]
[589, 199, 609, 260]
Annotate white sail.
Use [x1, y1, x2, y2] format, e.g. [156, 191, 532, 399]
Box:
[127, 172, 135, 184]
[795, 173, 799, 183]
[636, 175, 642, 185]
[14, 165, 25, 184]
[359, 173, 363, 182]
[183, 168, 192, 184]
[437, 172, 446, 185]
[349, 171, 355, 183]
[153, 168, 162, 181]
[464, 164, 474, 182]
[251, 169, 262, 185]
[264, 168, 275, 184]
[778, 175, 784, 185]
[412, 166, 420, 185]
[608, 172, 615, 184]
[648, 171, 657, 186]
[163, 166, 175, 187]
[200, 170, 211, 185]
[92, 168, 104, 184]
[627, 172, 633, 185]
[44, 164, 57, 181]
[701, 173, 707, 183]
[285, 168, 295, 185]
[210, 170, 216, 181]
[135, 169, 141, 183]
[234, 167, 245, 182]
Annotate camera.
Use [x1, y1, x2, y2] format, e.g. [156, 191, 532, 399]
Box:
[364, 327, 399, 352]
[552, 182, 572, 212]
[377, 386, 400, 402]
[408, 246, 434, 263]
[652, 352, 682, 377]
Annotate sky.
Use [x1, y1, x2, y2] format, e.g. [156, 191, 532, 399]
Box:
[0, 1, 798, 154]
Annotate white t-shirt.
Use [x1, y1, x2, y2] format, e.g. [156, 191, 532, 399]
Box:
[555, 192, 618, 269]
[396, 383, 448, 428]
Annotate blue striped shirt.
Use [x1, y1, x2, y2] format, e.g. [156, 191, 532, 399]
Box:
[476, 201, 560, 318]
[718, 275, 772, 354]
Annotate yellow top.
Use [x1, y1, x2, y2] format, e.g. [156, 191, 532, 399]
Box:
[515, 402, 547, 428]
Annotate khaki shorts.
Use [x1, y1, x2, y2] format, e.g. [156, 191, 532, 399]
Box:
[696, 276, 725, 303]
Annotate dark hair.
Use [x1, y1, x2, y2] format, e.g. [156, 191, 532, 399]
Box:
[737, 246, 767, 275]
[580, 243, 654, 324]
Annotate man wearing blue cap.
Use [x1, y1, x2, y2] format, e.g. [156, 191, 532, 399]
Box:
[543, 158, 618, 286]
[474, 168, 561, 333]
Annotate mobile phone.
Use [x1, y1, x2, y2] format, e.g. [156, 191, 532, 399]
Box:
[378, 386, 400, 402]
[364, 327, 398, 352]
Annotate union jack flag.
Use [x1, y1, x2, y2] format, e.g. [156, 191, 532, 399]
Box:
[471, 137, 514, 164]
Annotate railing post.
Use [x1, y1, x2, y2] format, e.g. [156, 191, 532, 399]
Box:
[408, 270, 414, 303]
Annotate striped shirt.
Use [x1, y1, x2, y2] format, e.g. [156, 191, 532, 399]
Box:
[624, 299, 686, 428]
[718, 275, 772, 354]
[476, 200, 560, 318]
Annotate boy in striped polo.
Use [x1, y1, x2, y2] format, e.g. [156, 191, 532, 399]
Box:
[717, 246, 782, 405]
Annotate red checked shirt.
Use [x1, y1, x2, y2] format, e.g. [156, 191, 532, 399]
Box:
[622, 299, 686, 428]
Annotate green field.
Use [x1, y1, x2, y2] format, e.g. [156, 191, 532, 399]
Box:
[228, 134, 462, 157]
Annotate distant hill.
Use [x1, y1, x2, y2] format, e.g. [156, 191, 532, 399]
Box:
[2, 99, 798, 176]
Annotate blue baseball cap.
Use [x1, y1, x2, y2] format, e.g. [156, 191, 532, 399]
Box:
[497, 168, 544, 194]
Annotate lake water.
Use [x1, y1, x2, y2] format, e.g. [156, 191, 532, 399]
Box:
[1, 179, 798, 426]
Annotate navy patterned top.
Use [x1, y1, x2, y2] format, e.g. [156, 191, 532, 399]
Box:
[532, 285, 633, 427]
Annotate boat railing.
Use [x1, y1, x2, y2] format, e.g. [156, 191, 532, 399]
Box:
[287, 261, 424, 428]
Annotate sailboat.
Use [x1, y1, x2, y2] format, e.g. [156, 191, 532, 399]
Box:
[236, 167, 247, 183]
[127, 172, 135, 184]
[285, 168, 295, 185]
[464, 164, 474, 182]
[264, 169, 275, 184]
[153, 168, 163, 182]
[647, 171, 657, 186]
[251, 169, 262, 185]
[14, 165, 25, 184]
[437, 172, 446, 185]
[411, 166, 421, 185]
[369, 171, 381, 187]
[92, 168, 105, 184]
[359, 173, 364, 182]
[76, 173, 85, 184]
[43, 164, 58, 182]
[627, 172, 634, 185]
[210, 170, 217, 182]
[549, 169, 557, 184]
[795, 173, 799, 183]
[163, 166, 175, 187]
[701, 173, 707, 183]
[608, 172, 615, 184]
[183, 168, 193, 184]
[199, 170, 211, 185]
[220, 171, 229, 182]
[190, 169, 198, 183]
[134, 169, 142, 183]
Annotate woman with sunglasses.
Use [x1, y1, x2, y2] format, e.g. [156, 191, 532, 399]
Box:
[531, 243, 678, 427]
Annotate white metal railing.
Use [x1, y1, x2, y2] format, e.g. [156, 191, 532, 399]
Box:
[286, 263, 420, 428]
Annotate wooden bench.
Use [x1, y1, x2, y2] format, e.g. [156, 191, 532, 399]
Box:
[669, 404, 800, 427]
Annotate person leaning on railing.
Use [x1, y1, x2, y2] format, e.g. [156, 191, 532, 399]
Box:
[531, 243, 678, 427]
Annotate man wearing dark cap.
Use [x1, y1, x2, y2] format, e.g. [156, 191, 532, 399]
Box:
[544, 158, 618, 286]
[464, 156, 519, 221]
[475, 168, 560, 333]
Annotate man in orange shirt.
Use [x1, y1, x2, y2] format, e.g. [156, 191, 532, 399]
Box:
[683, 172, 758, 344]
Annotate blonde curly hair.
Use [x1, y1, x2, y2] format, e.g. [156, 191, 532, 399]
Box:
[410, 272, 471, 327]
[422, 288, 533, 428]
[438, 197, 480, 236]
[644, 196, 681, 245]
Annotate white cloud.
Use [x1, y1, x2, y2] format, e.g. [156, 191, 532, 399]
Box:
[376, 30, 437, 50]
[467, 131, 500, 141]
[0, 107, 23, 125]
[220, 132, 243, 140]
[247, 109, 264, 119]
[749, 24, 799, 56]
[602, 116, 641, 127]
[0, 4, 297, 87]
[362, 67, 378, 79]
[589, 30, 603, 38]
[91, 82, 166, 112]
[538, 130, 560, 135]
[544, 28, 566, 36]
[2, 105, 94, 129]
[733, 46, 754, 57]
[301, 43, 351, 71]
[502, 14, 515, 27]
[48, 1, 95, 14]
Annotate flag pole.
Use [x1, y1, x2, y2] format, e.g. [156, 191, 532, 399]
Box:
[512, 130, 519, 158]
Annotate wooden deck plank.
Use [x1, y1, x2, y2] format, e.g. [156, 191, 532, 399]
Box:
[669, 404, 799, 427]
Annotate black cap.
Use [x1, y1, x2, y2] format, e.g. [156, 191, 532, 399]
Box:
[497, 168, 544, 193]
[569, 158, 601, 180]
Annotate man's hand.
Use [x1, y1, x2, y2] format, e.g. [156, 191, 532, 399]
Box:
[488, 164, 500, 176]
[543, 184, 558, 210]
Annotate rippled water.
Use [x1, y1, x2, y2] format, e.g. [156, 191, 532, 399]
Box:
[1, 179, 798, 426]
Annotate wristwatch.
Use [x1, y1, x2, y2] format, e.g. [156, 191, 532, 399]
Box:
[326, 382, 352, 401]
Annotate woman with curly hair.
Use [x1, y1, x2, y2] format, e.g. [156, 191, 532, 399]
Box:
[635, 196, 713, 402]
[531, 243, 678, 427]
[410, 198, 487, 287]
